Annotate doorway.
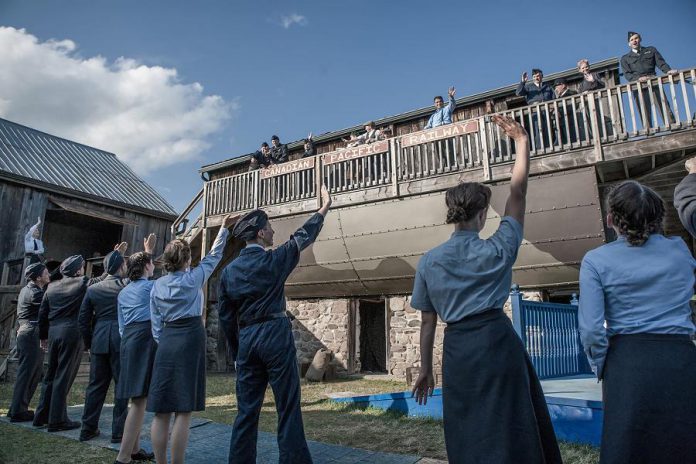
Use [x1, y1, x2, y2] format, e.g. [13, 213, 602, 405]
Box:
[358, 298, 388, 374]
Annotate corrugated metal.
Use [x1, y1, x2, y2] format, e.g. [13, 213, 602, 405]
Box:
[0, 117, 177, 217]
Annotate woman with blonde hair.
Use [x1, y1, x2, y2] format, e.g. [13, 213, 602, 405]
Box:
[146, 215, 235, 464]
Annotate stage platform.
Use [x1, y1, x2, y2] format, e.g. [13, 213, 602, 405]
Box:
[330, 375, 603, 446]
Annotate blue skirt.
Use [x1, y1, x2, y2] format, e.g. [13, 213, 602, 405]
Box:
[116, 320, 156, 400]
[601, 333, 696, 464]
[147, 316, 206, 413]
[442, 310, 561, 464]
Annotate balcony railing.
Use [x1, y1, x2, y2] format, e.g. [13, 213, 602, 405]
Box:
[201, 67, 696, 219]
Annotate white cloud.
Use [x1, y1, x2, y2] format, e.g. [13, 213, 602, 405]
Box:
[280, 13, 308, 29]
[0, 27, 234, 174]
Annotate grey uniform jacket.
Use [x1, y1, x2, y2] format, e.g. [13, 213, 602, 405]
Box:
[38, 274, 106, 340]
[17, 282, 45, 323]
[78, 275, 128, 354]
[620, 46, 671, 82]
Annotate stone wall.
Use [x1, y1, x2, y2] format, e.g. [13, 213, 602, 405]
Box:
[286, 298, 351, 373]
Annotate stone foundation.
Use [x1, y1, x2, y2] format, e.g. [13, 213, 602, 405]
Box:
[286, 299, 351, 373]
[207, 290, 548, 379]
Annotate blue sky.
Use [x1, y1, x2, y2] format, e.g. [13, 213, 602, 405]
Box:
[1, 0, 694, 212]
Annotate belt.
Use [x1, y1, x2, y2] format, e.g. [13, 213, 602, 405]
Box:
[239, 312, 289, 329]
[18, 320, 38, 326]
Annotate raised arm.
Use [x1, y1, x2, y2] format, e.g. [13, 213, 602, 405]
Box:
[492, 115, 530, 225]
[190, 215, 236, 287]
[516, 73, 528, 96]
[446, 86, 456, 117]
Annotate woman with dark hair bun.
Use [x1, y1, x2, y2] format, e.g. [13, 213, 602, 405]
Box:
[147, 215, 235, 464]
[114, 234, 157, 464]
[411, 115, 562, 464]
[579, 180, 696, 464]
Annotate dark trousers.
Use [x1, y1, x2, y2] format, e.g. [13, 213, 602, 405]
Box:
[34, 321, 83, 426]
[81, 351, 128, 437]
[229, 318, 312, 464]
[9, 323, 44, 416]
[530, 112, 553, 151]
[631, 83, 675, 129]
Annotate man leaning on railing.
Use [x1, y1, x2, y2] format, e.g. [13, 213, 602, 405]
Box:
[516, 69, 555, 150]
[620, 31, 677, 128]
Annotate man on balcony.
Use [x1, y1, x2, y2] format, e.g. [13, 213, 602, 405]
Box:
[24, 217, 46, 265]
[270, 135, 289, 164]
[425, 87, 457, 171]
[621, 31, 677, 128]
[249, 142, 273, 171]
[425, 87, 456, 129]
[516, 69, 555, 151]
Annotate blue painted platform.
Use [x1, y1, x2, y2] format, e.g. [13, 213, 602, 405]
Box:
[331, 375, 603, 446]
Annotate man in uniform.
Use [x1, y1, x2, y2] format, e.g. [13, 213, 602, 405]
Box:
[7, 263, 50, 422]
[33, 249, 114, 431]
[77, 249, 131, 442]
[620, 31, 677, 128]
[270, 135, 289, 164]
[553, 78, 579, 145]
[219, 186, 332, 464]
[516, 69, 555, 150]
[24, 216, 46, 265]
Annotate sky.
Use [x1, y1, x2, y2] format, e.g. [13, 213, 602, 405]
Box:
[1, 0, 695, 213]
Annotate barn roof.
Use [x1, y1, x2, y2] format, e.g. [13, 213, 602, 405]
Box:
[0, 117, 177, 219]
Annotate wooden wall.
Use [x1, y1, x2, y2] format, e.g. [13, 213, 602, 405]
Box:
[0, 179, 174, 266]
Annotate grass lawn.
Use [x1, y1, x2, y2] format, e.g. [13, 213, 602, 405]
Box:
[0, 373, 599, 463]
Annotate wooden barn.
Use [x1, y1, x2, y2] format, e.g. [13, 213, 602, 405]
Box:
[0, 116, 178, 354]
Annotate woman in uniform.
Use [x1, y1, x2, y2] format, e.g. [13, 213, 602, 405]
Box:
[579, 181, 696, 463]
[147, 215, 234, 464]
[114, 234, 158, 464]
[411, 115, 562, 464]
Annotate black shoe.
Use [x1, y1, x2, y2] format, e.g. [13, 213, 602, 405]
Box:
[47, 420, 81, 432]
[32, 417, 47, 428]
[110, 435, 123, 444]
[9, 410, 35, 422]
[79, 428, 101, 441]
[131, 448, 155, 461]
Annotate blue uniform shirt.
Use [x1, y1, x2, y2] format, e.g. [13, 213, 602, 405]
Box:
[150, 227, 229, 342]
[411, 217, 523, 322]
[117, 278, 155, 336]
[515, 81, 555, 104]
[579, 234, 695, 378]
[424, 95, 456, 129]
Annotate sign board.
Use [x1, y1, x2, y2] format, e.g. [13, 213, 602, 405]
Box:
[259, 157, 315, 179]
[400, 120, 479, 148]
[321, 140, 389, 165]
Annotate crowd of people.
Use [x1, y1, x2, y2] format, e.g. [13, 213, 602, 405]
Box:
[247, 31, 679, 177]
[5, 31, 693, 464]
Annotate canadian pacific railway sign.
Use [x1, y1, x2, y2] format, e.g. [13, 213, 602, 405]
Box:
[260, 157, 315, 179]
[322, 140, 389, 165]
[400, 120, 479, 148]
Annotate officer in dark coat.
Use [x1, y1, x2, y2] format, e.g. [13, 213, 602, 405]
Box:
[33, 253, 108, 431]
[620, 31, 677, 127]
[219, 186, 332, 464]
[7, 263, 50, 422]
[553, 78, 579, 145]
[77, 250, 129, 442]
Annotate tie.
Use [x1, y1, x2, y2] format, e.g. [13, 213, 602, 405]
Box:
[34, 239, 38, 251]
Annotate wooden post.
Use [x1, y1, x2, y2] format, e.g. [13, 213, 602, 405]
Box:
[389, 138, 399, 197]
[315, 154, 323, 208]
[479, 117, 492, 181]
[510, 284, 524, 341]
[587, 95, 604, 162]
[200, 182, 209, 326]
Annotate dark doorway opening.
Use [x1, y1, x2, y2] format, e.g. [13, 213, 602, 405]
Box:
[359, 298, 387, 373]
[43, 209, 123, 264]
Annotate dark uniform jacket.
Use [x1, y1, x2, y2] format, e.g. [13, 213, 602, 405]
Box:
[252, 150, 274, 169]
[674, 173, 696, 237]
[270, 144, 289, 164]
[38, 274, 105, 340]
[620, 46, 671, 82]
[78, 275, 128, 354]
[516, 81, 555, 104]
[17, 282, 45, 322]
[218, 213, 325, 360]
